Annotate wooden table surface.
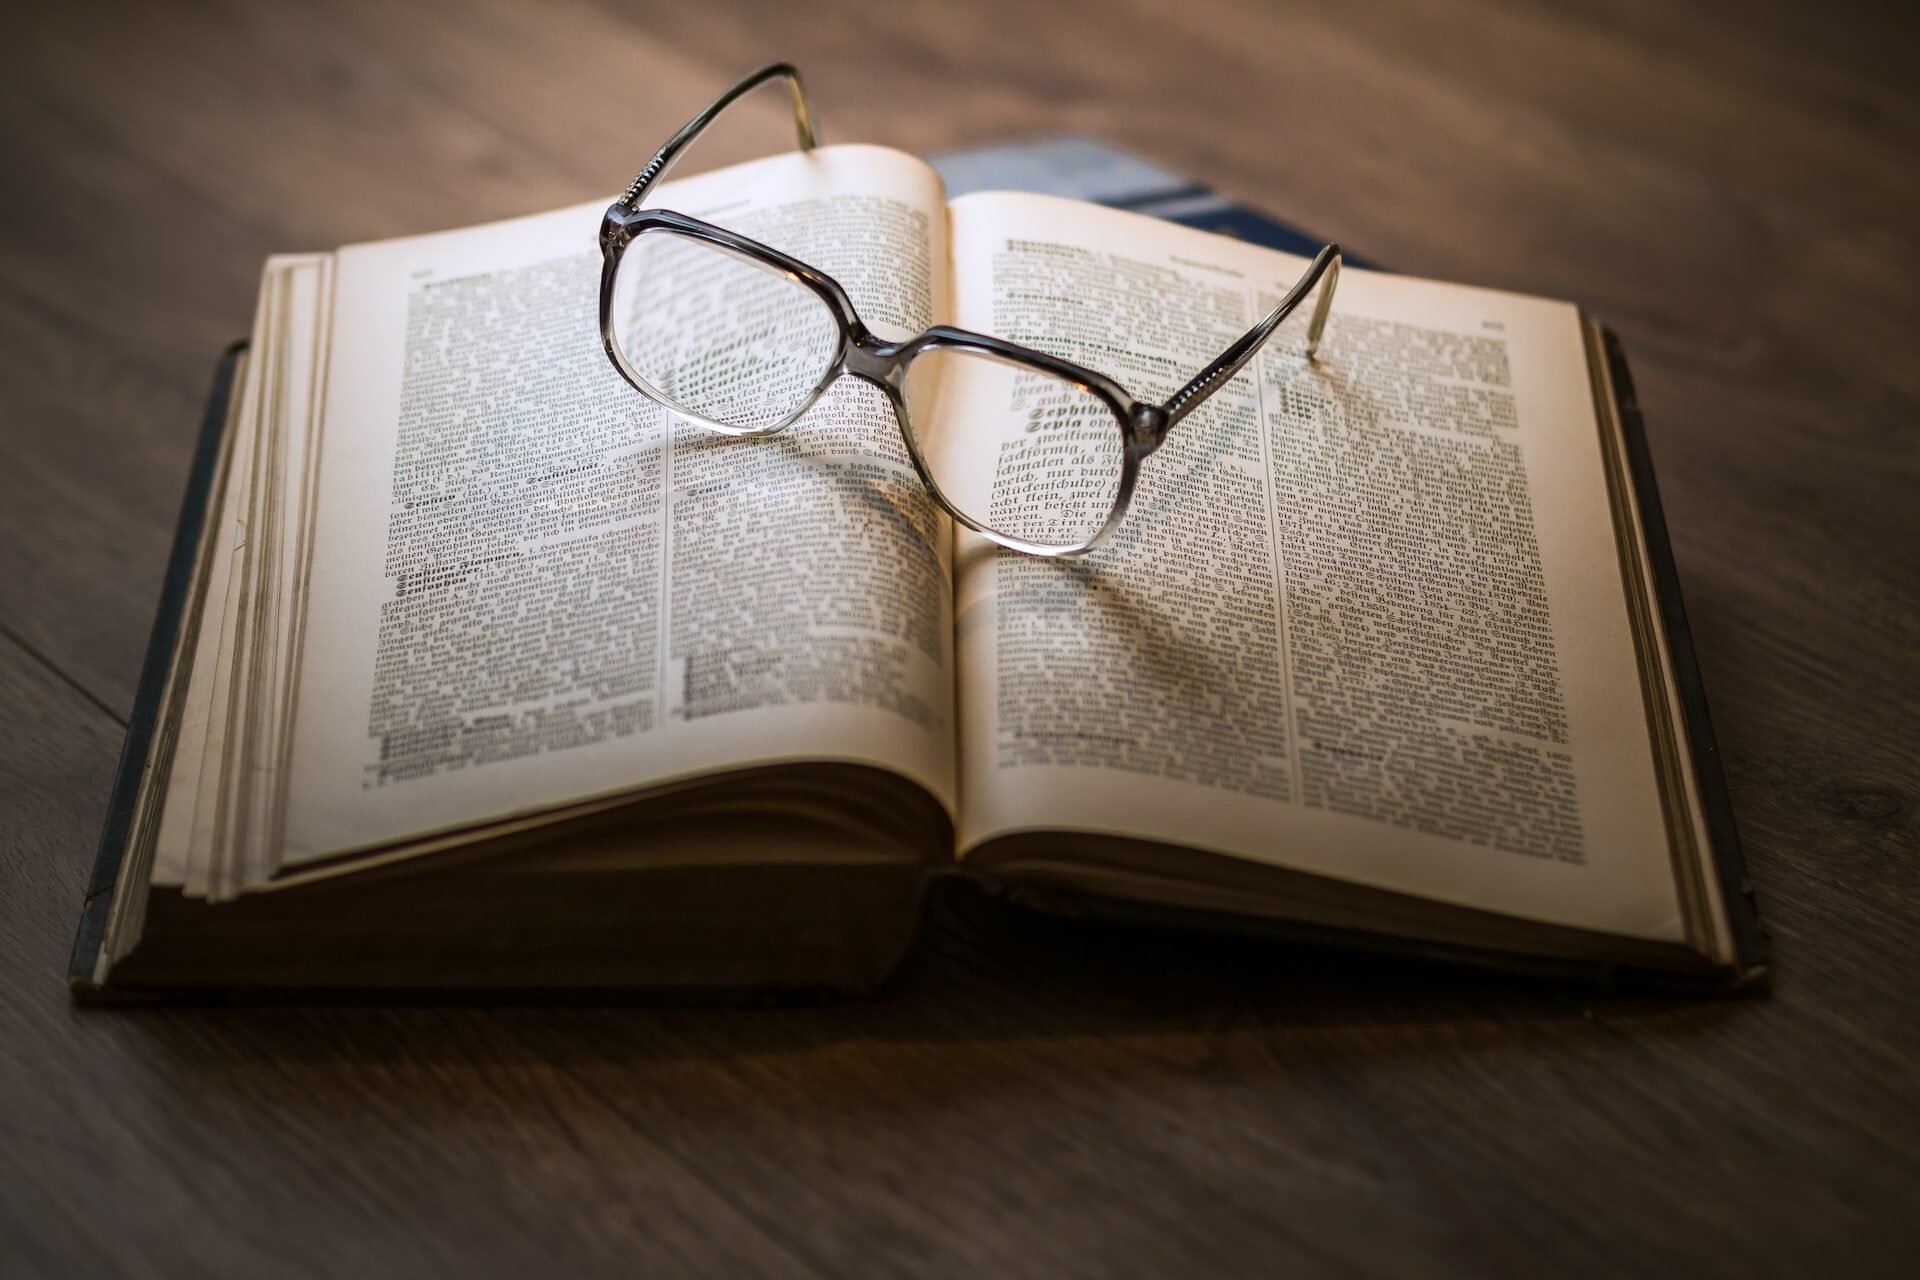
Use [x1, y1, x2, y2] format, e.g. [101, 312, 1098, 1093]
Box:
[3, 1, 1916, 1275]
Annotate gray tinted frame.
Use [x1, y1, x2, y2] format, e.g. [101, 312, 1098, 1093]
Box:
[599, 63, 1341, 557]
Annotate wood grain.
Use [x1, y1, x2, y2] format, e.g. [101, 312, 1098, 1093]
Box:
[2, 0, 1916, 1275]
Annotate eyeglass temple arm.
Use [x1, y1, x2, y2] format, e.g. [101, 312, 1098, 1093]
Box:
[616, 63, 820, 210]
[1160, 244, 1341, 429]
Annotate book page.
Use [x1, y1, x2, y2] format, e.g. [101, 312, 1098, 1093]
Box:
[944, 192, 1683, 942]
[149, 283, 268, 892]
[279, 145, 954, 863]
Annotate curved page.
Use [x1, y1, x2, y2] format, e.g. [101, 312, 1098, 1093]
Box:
[946, 192, 1684, 943]
[281, 146, 954, 865]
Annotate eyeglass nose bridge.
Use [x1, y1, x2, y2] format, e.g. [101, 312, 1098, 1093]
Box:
[839, 328, 909, 390]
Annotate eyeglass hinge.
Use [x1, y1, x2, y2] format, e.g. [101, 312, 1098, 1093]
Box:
[1130, 403, 1171, 457]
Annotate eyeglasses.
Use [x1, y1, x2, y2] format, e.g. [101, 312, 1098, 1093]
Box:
[599, 63, 1341, 557]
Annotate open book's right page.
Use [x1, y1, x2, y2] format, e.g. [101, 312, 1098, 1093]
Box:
[946, 192, 1683, 943]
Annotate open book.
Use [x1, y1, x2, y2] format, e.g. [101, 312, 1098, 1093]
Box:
[71, 142, 1765, 997]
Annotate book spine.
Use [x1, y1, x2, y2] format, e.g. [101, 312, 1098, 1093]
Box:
[68, 343, 247, 994]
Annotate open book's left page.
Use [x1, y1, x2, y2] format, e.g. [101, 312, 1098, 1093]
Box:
[278, 145, 955, 866]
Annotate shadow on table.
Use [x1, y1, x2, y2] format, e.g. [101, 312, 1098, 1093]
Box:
[101, 874, 1751, 1090]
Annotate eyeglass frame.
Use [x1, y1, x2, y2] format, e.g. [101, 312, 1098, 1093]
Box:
[599, 62, 1341, 558]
